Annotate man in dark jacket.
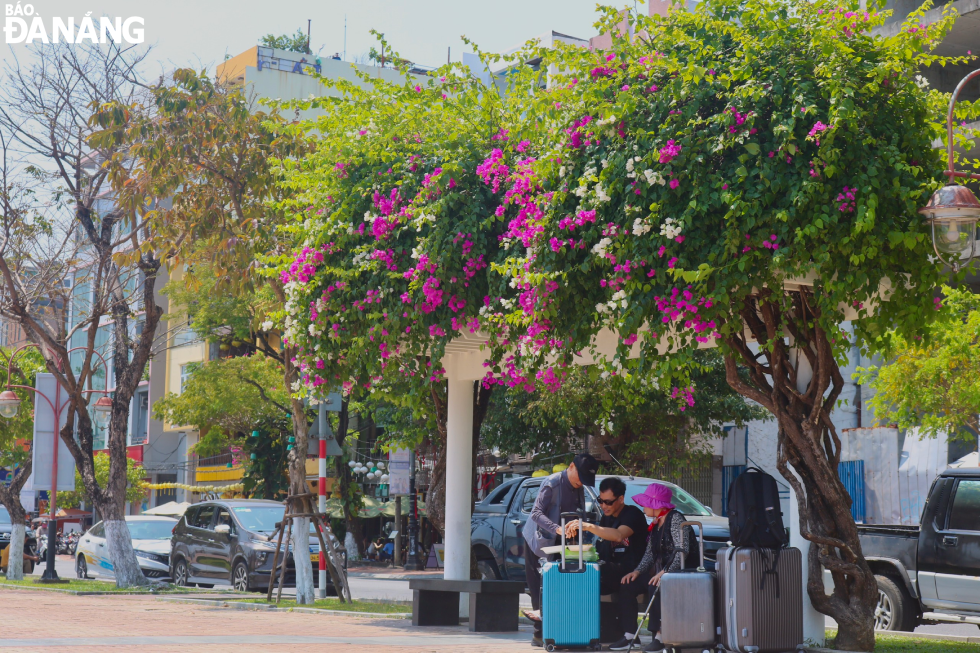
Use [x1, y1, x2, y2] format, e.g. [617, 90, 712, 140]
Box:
[521, 453, 599, 648]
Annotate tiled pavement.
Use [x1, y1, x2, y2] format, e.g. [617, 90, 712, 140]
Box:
[0, 589, 536, 652]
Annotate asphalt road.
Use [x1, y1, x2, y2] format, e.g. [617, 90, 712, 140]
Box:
[33, 555, 980, 640]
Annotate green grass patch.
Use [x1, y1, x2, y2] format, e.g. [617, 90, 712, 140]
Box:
[825, 630, 980, 652]
[0, 578, 204, 594]
[235, 598, 410, 613]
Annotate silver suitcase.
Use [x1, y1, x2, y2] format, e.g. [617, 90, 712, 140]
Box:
[659, 521, 715, 652]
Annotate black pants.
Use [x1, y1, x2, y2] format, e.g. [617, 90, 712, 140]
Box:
[526, 553, 545, 636]
[613, 568, 657, 634]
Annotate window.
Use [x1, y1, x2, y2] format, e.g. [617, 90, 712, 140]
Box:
[521, 485, 541, 513]
[214, 508, 234, 533]
[486, 483, 516, 505]
[174, 325, 197, 347]
[192, 505, 215, 530]
[88, 522, 105, 538]
[179, 364, 199, 393]
[948, 480, 980, 532]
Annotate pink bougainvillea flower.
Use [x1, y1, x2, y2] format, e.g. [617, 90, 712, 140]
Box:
[669, 178, 680, 189]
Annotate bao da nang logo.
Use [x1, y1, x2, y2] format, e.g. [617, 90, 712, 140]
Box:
[4, 3, 144, 44]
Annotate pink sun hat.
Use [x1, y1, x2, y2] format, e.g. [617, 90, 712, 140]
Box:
[632, 483, 675, 511]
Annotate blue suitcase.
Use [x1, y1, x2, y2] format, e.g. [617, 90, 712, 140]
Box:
[542, 512, 600, 651]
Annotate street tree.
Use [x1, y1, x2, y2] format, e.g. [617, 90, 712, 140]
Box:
[59, 453, 146, 510]
[859, 286, 980, 445]
[0, 41, 159, 587]
[92, 69, 346, 604]
[468, 2, 975, 649]
[151, 352, 292, 497]
[273, 40, 543, 534]
[0, 347, 44, 580]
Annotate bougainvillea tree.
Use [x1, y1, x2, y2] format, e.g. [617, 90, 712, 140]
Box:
[274, 42, 539, 532]
[472, 0, 976, 649]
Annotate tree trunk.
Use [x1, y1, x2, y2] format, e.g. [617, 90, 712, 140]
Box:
[288, 396, 315, 605]
[98, 501, 147, 587]
[5, 523, 26, 581]
[722, 290, 877, 651]
[0, 454, 32, 581]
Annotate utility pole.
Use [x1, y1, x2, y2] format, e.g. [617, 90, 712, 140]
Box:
[307, 19, 311, 54]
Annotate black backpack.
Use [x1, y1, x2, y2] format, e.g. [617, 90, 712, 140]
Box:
[727, 467, 789, 549]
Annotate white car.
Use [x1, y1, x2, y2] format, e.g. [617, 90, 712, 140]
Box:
[76, 515, 177, 581]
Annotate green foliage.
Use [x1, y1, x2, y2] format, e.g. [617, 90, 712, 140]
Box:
[859, 286, 980, 442]
[242, 426, 290, 500]
[151, 353, 290, 454]
[0, 348, 45, 470]
[482, 351, 765, 467]
[59, 453, 145, 509]
[273, 33, 542, 411]
[260, 29, 311, 54]
[163, 263, 279, 349]
[474, 0, 976, 392]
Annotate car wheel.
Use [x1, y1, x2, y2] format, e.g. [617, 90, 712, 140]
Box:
[232, 561, 252, 592]
[476, 559, 500, 581]
[172, 558, 189, 587]
[75, 555, 88, 579]
[874, 575, 916, 632]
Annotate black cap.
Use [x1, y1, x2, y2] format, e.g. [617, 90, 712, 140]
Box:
[572, 453, 599, 488]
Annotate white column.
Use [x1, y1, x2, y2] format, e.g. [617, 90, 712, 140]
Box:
[443, 369, 474, 583]
[791, 348, 826, 646]
[788, 471, 827, 646]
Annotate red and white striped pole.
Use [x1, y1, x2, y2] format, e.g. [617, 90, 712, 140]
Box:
[318, 435, 327, 598]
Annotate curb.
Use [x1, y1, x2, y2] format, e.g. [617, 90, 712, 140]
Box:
[0, 582, 203, 597]
[159, 597, 412, 619]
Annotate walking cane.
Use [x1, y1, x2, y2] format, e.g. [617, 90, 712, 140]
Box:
[627, 584, 661, 653]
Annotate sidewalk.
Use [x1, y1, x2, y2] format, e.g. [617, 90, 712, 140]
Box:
[0, 589, 535, 652]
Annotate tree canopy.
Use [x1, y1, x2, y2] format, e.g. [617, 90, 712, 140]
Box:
[260, 30, 312, 55]
[860, 286, 980, 443]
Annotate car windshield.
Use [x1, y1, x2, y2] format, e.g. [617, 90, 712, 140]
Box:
[0, 507, 9, 524]
[127, 520, 176, 539]
[231, 506, 326, 535]
[624, 482, 712, 516]
[232, 506, 284, 532]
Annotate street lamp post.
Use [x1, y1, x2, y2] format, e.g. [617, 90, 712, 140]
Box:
[0, 345, 112, 582]
[919, 69, 980, 272]
[403, 451, 422, 571]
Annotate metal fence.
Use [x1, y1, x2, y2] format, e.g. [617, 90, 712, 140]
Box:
[721, 462, 866, 523]
[838, 460, 867, 523]
[649, 458, 714, 507]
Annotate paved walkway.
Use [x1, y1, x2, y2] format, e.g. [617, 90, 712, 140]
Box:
[0, 589, 535, 652]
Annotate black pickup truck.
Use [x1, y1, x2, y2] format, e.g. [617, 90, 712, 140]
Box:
[471, 474, 730, 581]
[858, 467, 980, 632]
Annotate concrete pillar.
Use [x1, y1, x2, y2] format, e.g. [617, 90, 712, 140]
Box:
[443, 370, 474, 583]
[791, 346, 826, 646]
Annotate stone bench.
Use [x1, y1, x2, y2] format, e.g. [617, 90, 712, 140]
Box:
[408, 578, 525, 632]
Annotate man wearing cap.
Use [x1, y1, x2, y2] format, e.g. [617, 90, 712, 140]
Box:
[521, 453, 599, 648]
[619, 482, 693, 652]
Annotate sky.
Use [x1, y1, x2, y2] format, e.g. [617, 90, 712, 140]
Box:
[0, 0, 622, 73]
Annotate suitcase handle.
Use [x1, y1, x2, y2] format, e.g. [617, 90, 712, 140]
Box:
[679, 521, 706, 572]
[559, 511, 586, 573]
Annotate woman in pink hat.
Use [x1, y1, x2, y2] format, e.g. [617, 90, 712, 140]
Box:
[610, 483, 693, 652]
